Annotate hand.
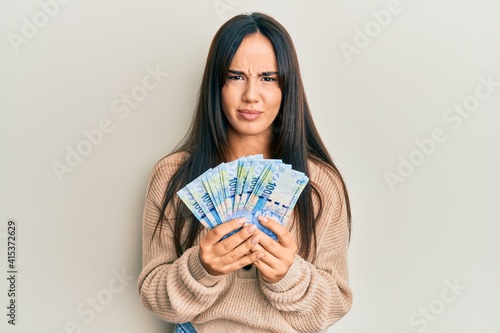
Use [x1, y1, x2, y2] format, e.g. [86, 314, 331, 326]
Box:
[251, 216, 298, 283]
[198, 217, 265, 276]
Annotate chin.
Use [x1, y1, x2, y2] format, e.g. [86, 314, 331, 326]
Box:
[229, 124, 273, 139]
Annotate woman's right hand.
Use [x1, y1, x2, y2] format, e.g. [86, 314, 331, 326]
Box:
[198, 218, 265, 276]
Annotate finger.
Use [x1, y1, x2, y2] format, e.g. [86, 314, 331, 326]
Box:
[199, 217, 247, 247]
[253, 227, 295, 262]
[257, 216, 295, 248]
[250, 243, 281, 269]
[252, 255, 275, 279]
[219, 233, 262, 266]
[252, 231, 282, 258]
[218, 251, 266, 275]
[212, 223, 259, 257]
[252, 243, 294, 283]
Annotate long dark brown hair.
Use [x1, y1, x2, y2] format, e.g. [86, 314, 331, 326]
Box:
[153, 12, 351, 260]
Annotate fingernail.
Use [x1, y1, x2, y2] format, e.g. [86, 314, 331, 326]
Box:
[251, 235, 261, 244]
[237, 218, 246, 225]
[256, 253, 263, 259]
[248, 224, 257, 233]
[259, 216, 269, 223]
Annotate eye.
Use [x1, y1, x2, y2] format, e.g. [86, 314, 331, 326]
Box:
[228, 75, 243, 80]
[262, 77, 277, 82]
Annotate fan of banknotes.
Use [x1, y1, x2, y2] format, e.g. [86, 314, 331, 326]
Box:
[177, 155, 309, 240]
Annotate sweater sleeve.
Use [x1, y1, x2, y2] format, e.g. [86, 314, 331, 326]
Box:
[137, 154, 229, 323]
[259, 161, 353, 332]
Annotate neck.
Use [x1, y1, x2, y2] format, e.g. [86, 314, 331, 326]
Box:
[225, 129, 273, 162]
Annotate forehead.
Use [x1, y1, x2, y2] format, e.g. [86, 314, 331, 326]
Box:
[229, 33, 278, 71]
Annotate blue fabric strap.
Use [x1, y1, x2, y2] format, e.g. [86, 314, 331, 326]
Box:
[174, 322, 197, 333]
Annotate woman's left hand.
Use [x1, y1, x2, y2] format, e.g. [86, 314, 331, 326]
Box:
[251, 216, 298, 283]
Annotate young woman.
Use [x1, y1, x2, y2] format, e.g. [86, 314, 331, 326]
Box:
[137, 12, 353, 333]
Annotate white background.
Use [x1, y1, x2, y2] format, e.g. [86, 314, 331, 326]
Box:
[1, 0, 499, 332]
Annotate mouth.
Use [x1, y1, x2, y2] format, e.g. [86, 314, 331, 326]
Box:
[238, 109, 263, 120]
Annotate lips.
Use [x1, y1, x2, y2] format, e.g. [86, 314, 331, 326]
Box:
[238, 109, 263, 121]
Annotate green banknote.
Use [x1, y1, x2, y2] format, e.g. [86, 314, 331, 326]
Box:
[177, 156, 309, 239]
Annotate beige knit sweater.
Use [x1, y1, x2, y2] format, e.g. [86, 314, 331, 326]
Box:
[137, 152, 353, 333]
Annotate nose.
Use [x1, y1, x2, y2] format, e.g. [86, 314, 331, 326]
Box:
[242, 79, 259, 104]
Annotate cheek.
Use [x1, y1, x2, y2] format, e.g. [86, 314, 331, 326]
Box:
[265, 88, 282, 110]
[221, 87, 231, 116]
[221, 86, 239, 112]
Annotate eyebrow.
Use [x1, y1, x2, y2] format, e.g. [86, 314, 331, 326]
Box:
[228, 69, 279, 76]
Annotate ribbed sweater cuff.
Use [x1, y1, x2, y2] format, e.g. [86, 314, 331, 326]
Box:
[261, 255, 309, 293]
[186, 247, 224, 287]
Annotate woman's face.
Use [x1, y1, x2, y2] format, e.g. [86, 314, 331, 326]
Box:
[221, 33, 282, 142]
